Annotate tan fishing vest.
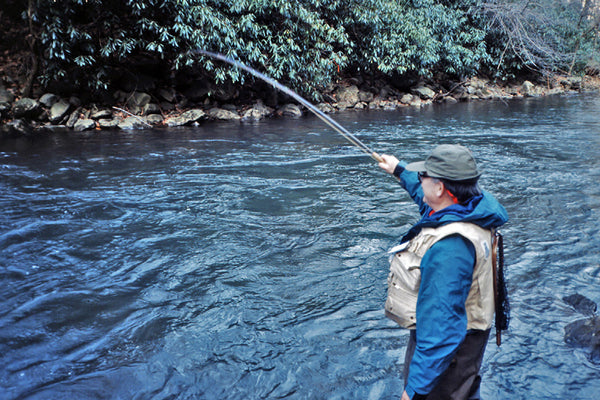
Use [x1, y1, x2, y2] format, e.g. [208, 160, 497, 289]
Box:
[385, 222, 494, 330]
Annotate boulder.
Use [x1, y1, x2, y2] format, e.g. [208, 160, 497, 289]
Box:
[563, 294, 600, 363]
[561, 77, 582, 90]
[335, 85, 359, 108]
[98, 119, 120, 129]
[49, 99, 71, 123]
[521, 81, 537, 96]
[208, 107, 240, 121]
[277, 104, 302, 118]
[90, 109, 112, 119]
[158, 87, 177, 102]
[12, 98, 42, 119]
[442, 96, 458, 104]
[66, 109, 81, 128]
[146, 114, 164, 125]
[126, 91, 152, 114]
[408, 98, 423, 107]
[316, 103, 335, 113]
[118, 116, 149, 130]
[182, 81, 210, 102]
[143, 103, 161, 115]
[400, 94, 414, 104]
[39, 93, 60, 107]
[358, 90, 374, 103]
[0, 119, 34, 137]
[164, 109, 205, 127]
[73, 118, 96, 131]
[241, 101, 274, 121]
[0, 102, 10, 118]
[411, 86, 436, 100]
[0, 87, 15, 103]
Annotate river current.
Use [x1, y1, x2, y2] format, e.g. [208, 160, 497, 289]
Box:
[1, 94, 599, 399]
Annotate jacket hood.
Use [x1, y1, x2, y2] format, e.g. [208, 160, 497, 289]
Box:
[402, 191, 508, 242]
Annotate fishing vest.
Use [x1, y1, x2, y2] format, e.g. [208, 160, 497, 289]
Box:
[385, 222, 495, 331]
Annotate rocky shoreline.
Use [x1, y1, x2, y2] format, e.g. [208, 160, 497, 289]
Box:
[1, 74, 598, 139]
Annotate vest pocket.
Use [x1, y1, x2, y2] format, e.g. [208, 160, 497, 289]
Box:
[385, 252, 421, 328]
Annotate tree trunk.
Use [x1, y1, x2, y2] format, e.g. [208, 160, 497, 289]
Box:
[22, 0, 38, 97]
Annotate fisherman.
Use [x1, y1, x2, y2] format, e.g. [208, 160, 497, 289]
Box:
[378, 144, 508, 400]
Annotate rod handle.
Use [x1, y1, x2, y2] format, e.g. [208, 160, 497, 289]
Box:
[372, 152, 384, 163]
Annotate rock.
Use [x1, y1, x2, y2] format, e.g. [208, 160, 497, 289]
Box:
[562, 77, 582, 90]
[521, 81, 537, 96]
[0, 119, 34, 137]
[69, 96, 82, 107]
[564, 294, 597, 316]
[90, 109, 112, 119]
[380, 100, 399, 110]
[0, 102, 10, 118]
[0, 87, 15, 103]
[409, 97, 423, 107]
[411, 86, 436, 100]
[49, 99, 71, 123]
[159, 102, 175, 112]
[565, 317, 600, 363]
[41, 124, 69, 133]
[146, 114, 163, 125]
[335, 85, 359, 108]
[143, 103, 161, 115]
[443, 96, 458, 104]
[400, 94, 414, 104]
[98, 119, 119, 129]
[39, 93, 60, 107]
[73, 118, 96, 132]
[358, 90, 374, 103]
[475, 87, 493, 100]
[12, 98, 42, 119]
[563, 294, 600, 363]
[369, 96, 384, 109]
[158, 87, 177, 102]
[164, 109, 205, 127]
[208, 107, 240, 121]
[66, 109, 81, 128]
[316, 103, 335, 113]
[468, 77, 489, 90]
[241, 101, 274, 121]
[126, 91, 152, 114]
[277, 104, 302, 118]
[118, 116, 149, 130]
[183, 82, 211, 102]
[211, 82, 237, 102]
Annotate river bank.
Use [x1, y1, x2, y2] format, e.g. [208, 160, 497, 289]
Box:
[1, 73, 599, 139]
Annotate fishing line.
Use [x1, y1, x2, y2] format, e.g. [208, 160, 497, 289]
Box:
[195, 50, 383, 163]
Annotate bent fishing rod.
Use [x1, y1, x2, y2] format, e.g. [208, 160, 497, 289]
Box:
[195, 50, 383, 164]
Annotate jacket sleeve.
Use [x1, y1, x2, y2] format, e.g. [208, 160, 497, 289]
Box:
[404, 235, 476, 398]
[393, 162, 432, 217]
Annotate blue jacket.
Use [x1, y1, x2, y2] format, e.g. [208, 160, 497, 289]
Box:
[393, 162, 508, 399]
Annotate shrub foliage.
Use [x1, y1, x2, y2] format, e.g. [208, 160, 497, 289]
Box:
[8, 0, 600, 98]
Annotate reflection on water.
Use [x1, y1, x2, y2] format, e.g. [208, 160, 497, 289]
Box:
[1, 94, 600, 399]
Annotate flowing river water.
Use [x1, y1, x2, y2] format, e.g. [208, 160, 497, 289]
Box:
[1, 94, 599, 399]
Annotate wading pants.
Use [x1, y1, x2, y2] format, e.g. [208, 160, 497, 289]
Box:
[403, 329, 491, 400]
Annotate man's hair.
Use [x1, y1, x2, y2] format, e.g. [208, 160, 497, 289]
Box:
[440, 178, 481, 204]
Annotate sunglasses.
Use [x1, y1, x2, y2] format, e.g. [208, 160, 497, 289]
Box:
[417, 171, 429, 182]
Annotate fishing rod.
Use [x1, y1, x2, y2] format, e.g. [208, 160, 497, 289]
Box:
[195, 50, 383, 163]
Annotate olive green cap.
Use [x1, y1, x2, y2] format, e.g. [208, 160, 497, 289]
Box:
[405, 144, 481, 181]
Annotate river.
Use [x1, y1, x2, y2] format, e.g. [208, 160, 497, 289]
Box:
[1, 94, 599, 399]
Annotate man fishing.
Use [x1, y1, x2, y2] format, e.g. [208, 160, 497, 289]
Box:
[378, 144, 508, 400]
